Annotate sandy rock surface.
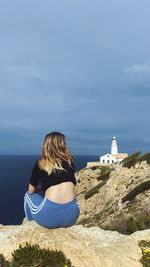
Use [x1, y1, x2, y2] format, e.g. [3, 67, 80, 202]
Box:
[0, 219, 150, 267]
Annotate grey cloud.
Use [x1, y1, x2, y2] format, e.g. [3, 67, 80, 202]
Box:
[125, 61, 150, 74]
[0, 0, 150, 154]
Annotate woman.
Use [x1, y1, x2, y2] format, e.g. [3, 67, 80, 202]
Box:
[24, 131, 80, 228]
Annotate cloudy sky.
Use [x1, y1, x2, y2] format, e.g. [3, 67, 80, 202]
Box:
[0, 0, 150, 155]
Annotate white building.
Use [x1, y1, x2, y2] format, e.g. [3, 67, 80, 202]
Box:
[100, 136, 128, 164]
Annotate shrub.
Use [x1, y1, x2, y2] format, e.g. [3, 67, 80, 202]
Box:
[10, 242, 73, 267]
[139, 240, 150, 267]
[121, 151, 150, 168]
[138, 152, 150, 165]
[121, 151, 141, 164]
[0, 254, 10, 267]
[126, 217, 141, 234]
[121, 151, 141, 168]
[76, 217, 91, 226]
[122, 180, 150, 203]
[122, 158, 138, 168]
[90, 166, 112, 181]
[84, 180, 107, 200]
[102, 213, 150, 235]
[91, 166, 102, 171]
[97, 170, 111, 181]
[100, 166, 112, 175]
[76, 190, 86, 197]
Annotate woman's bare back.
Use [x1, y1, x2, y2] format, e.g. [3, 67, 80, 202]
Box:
[45, 182, 75, 203]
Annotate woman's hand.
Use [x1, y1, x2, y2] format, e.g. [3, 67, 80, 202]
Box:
[28, 184, 41, 194]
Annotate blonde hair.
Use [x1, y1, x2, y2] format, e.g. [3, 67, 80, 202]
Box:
[38, 132, 74, 175]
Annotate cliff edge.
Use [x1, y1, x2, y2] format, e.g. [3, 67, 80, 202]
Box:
[0, 155, 150, 266]
[0, 219, 150, 267]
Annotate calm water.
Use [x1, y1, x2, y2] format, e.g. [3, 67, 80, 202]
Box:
[0, 155, 99, 225]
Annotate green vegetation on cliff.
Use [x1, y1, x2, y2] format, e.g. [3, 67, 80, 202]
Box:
[84, 180, 107, 200]
[83, 165, 112, 199]
[122, 180, 150, 203]
[138, 152, 150, 165]
[0, 254, 10, 267]
[0, 243, 73, 267]
[139, 240, 150, 267]
[121, 151, 141, 168]
[121, 151, 150, 168]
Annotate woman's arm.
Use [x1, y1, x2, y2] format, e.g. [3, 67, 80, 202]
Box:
[29, 162, 41, 194]
[28, 184, 41, 194]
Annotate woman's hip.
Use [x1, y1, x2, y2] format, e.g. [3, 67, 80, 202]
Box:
[39, 198, 80, 228]
[24, 192, 80, 228]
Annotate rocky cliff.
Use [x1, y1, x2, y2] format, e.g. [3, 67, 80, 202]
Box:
[0, 219, 150, 267]
[75, 160, 150, 233]
[0, 158, 150, 266]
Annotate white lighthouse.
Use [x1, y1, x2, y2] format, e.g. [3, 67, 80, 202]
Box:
[100, 136, 128, 164]
[111, 136, 118, 155]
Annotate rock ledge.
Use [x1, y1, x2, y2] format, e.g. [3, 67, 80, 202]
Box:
[0, 219, 150, 267]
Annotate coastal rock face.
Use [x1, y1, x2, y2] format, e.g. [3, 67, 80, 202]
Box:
[0, 219, 150, 267]
[0, 160, 150, 266]
[75, 161, 150, 229]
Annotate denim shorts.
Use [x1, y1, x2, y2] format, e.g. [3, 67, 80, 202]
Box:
[24, 191, 80, 228]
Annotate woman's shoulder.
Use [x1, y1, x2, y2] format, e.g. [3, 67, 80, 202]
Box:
[34, 160, 40, 168]
[31, 161, 40, 173]
[32, 161, 45, 174]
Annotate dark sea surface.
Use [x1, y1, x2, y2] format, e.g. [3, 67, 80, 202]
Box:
[0, 155, 99, 225]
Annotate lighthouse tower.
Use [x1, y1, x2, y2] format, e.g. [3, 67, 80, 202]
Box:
[111, 136, 118, 155]
[98, 136, 128, 165]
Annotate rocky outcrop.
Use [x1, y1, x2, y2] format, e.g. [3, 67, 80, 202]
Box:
[0, 219, 150, 267]
[75, 161, 150, 230]
[0, 159, 150, 266]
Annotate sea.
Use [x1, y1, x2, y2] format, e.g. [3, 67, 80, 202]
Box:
[0, 155, 99, 225]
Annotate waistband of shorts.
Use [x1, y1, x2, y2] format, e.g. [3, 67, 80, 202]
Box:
[44, 197, 78, 207]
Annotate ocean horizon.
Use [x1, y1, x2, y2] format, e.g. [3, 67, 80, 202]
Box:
[0, 154, 99, 225]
